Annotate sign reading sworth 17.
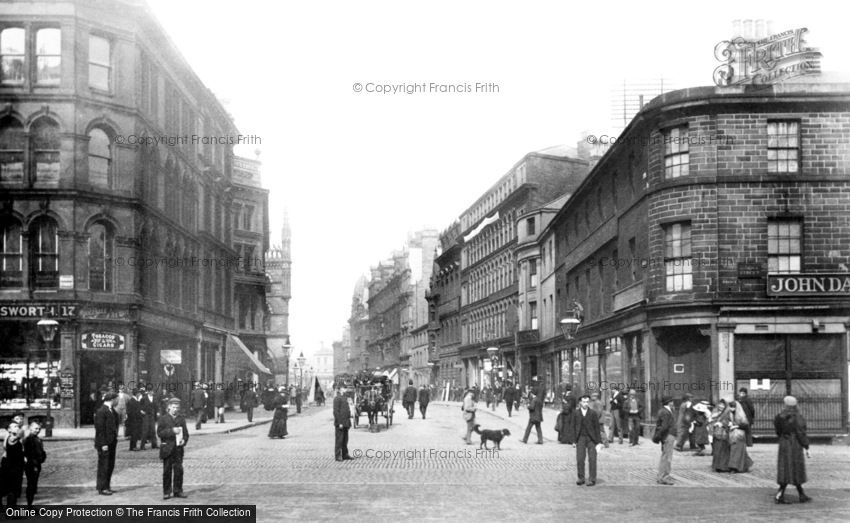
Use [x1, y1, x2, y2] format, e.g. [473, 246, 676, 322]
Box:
[714, 28, 822, 87]
[767, 274, 850, 296]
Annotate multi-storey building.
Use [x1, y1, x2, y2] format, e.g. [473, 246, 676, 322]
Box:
[398, 230, 438, 386]
[545, 81, 850, 435]
[346, 276, 370, 374]
[0, 0, 265, 426]
[265, 210, 292, 384]
[426, 222, 462, 399]
[453, 149, 589, 390]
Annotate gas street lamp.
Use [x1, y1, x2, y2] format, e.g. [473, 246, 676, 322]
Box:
[36, 318, 59, 437]
[297, 352, 306, 389]
[281, 343, 293, 387]
[559, 301, 584, 394]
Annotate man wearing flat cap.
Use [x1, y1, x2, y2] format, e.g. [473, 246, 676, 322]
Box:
[157, 398, 189, 499]
[93, 392, 119, 495]
[654, 396, 678, 485]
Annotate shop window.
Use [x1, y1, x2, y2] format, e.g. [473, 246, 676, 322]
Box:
[0, 28, 25, 85]
[36, 28, 61, 85]
[88, 222, 113, 292]
[767, 219, 802, 273]
[767, 121, 799, 173]
[0, 116, 25, 182]
[664, 222, 692, 291]
[0, 218, 23, 288]
[29, 216, 58, 288]
[663, 125, 689, 178]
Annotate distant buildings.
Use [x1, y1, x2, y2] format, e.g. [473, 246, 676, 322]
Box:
[265, 211, 292, 385]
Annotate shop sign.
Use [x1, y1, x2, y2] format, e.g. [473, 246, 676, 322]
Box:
[59, 275, 74, 289]
[0, 304, 77, 318]
[160, 350, 182, 364]
[767, 273, 850, 296]
[60, 371, 74, 399]
[81, 332, 125, 350]
[737, 263, 763, 279]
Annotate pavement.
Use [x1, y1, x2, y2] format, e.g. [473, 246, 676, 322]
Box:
[20, 399, 850, 522]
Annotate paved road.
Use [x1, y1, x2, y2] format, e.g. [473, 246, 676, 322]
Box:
[30, 403, 850, 521]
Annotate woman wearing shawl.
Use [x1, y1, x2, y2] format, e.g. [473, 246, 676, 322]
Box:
[268, 386, 290, 439]
[710, 399, 731, 472]
[691, 400, 711, 456]
[774, 395, 811, 504]
[727, 400, 753, 472]
[555, 390, 576, 444]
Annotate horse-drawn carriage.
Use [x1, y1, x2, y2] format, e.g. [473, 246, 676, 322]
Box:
[352, 373, 394, 431]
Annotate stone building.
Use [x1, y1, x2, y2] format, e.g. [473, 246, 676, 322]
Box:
[265, 209, 292, 385]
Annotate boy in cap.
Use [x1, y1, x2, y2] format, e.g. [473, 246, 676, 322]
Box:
[157, 398, 189, 499]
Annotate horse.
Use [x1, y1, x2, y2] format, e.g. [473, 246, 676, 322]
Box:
[358, 387, 386, 427]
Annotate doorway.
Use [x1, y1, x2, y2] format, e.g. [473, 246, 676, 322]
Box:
[79, 351, 123, 425]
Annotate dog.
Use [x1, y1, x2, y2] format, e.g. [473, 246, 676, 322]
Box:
[473, 424, 511, 450]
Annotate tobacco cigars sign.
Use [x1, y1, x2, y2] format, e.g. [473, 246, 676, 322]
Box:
[81, 332, 125, 350]
[767, 273, 850, 296]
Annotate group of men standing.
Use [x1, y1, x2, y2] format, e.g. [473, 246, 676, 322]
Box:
[190, 382, 227, 430]
[402, 380, 431, 420]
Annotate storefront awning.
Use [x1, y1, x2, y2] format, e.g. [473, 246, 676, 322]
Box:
[228, 335, 272, 375]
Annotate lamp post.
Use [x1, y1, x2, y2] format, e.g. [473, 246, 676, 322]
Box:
[558, 301, 584, 395]
[297, 352, 306, 389]
[486, 346, 499, 411]
[281, 344, 292, 388]
[36, 318, 59, 437]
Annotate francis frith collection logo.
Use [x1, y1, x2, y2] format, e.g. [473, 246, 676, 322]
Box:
[713, 28, 822, 87]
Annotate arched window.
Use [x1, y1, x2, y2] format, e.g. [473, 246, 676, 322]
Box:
[31, 118, 60, 182]
[88, 128, 111, 187]
[0, 117, 25, 182]
[30, 216, 58, 288]
[88, 222, 113, 292]
[0, 28, 25, 85]
[0, 217, 23, 288]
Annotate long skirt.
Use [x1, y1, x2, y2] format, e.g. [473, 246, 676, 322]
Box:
[269, 408, 288, 438]
[711, 439, 730, 472]
[555, 412, 574, 444]
[728, 440, 753, 472]
[776, 434, 806, 485]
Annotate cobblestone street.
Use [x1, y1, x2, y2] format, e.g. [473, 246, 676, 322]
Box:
[28, 402, 850, 521]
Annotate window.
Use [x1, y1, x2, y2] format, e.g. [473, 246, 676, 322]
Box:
[529, 301, 538, 330]
[36, 28, 61, 85]
[88, 35, 110, 91]
[30, 217, 58, 288]
[628, 237, 636, 282]
[664, 222, 692, 291]
[767, 121, 799, 173]
[31, 118, 60, 182]
[612, 248, 619, 290]
[526, 217, 535, 236]
[663, 126, 689, 178]
[242, 205, 254, 231]
[0, 28, 25, 85]
[88, 222, 113, 292]
[528, 259, 538, 288]
[0, 218, 23, 288]
[0, 117, 25, 182]
[88, 128, 111, 187]
[768, 219, 802, 273]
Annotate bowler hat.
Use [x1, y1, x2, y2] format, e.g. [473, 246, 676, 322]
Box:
[167, 397, 182, 405]
[103, 392, 118, 402]
[661, 395, 674, 405]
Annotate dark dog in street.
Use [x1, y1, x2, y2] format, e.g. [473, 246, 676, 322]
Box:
[473, 424, 511, 450]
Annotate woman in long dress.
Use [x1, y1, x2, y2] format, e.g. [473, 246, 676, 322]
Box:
[691, 400, 711, 456]
[555, 391, 576, 444]
[774, 395, 811, 504]
[268, 387, 290, 439]
[710, 399, 731, 472]
[727, 401, 753, 473]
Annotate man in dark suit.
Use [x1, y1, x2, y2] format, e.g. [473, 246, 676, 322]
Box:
[403, 380, 417, 419]
[625, 388, 644, 446]
[502, 381, 515, 417]
[157, 398, 189, 500]
[333, 387, 352, 461]
[520, 390, 544, 444]
[417, 385, 430, 419]
[139, 387, 159, 450]
[126, 389, 144, 451]
[608, 385, 626, 444]
[573, 394, 601, 486]
[655, 395, 678, 485]
[190, 383, 206, 430]
[93, 392, 119, 495]
[213, 384, 226, 423]
[241, 386, 259, 423]
[738, 388, 756, 447]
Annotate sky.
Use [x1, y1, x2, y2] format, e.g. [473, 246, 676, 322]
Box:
[145, 0, 848, 359]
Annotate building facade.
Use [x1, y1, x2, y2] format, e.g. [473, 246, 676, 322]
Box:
[545, 82, 850, 435]
[0, 0, 267, 426]
[265, 209, 292, 384]
[426, 222, 462, 400]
